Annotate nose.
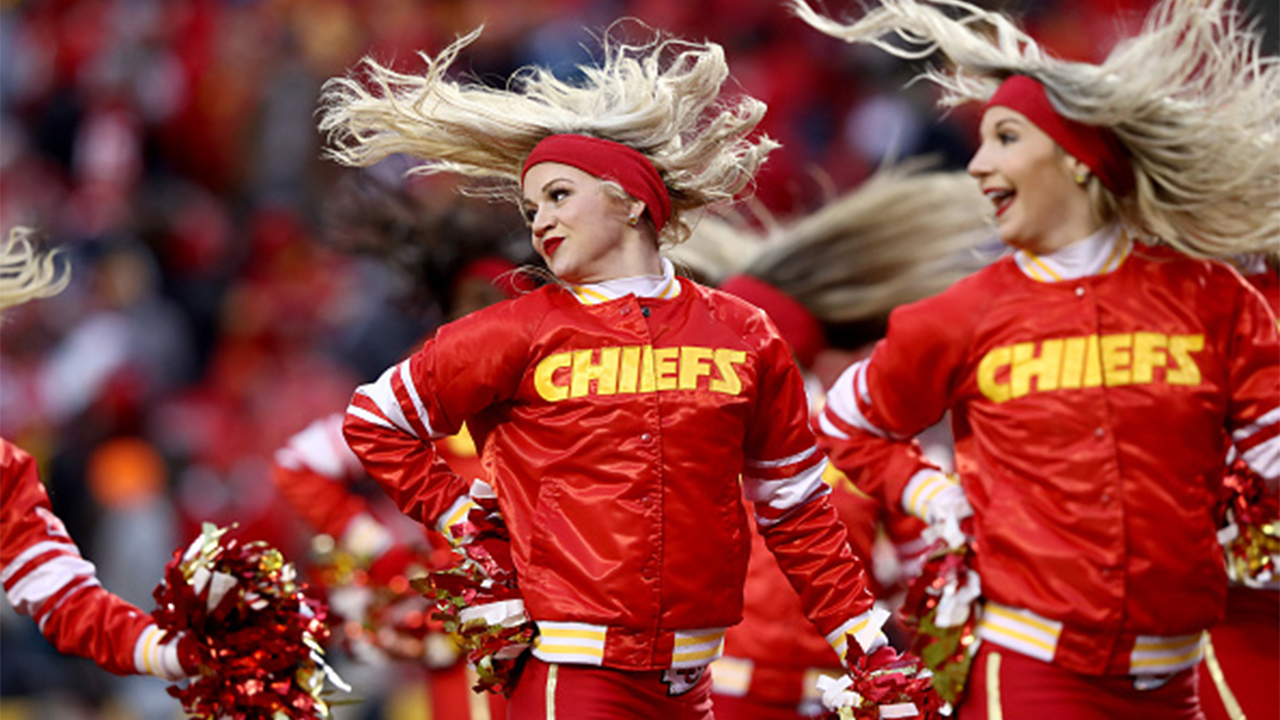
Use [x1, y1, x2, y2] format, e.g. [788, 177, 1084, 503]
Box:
[967, 141, 992, 180]
[531, 205, 553, 238]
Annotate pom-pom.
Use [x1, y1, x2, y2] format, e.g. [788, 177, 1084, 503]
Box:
[897, 530, 980, 706]
[1217, 459, 1280, 588]
[308, 539, 449, 664]
[417, 493, 535, 696]
[152, 523, 349, 719]
[821, 644, 950, 719]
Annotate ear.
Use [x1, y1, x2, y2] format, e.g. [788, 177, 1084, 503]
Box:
[628, 199, 647, 219]
[1063, 155, 1091, 186]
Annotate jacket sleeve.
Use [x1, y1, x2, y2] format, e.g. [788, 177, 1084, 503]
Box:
[739, 328, 881, 663]
[0, 439, 163, 676]
[1225, 271, 1280, 490]
[343, 301, 530, 537]
[816, 294, 972, 516]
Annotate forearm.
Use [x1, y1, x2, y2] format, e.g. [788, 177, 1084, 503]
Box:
[760, 492, 882, 663]
[39, 584, 155, 675]
[343, 403, 472, 528]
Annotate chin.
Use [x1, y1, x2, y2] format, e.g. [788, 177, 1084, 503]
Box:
[996, 228, 1023, 250]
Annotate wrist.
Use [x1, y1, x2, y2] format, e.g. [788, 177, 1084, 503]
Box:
[825, 606, 890, 666]
[135, 625, 196, 681]
[903, 470, 968, 522]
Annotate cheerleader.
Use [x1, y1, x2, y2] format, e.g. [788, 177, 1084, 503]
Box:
[0, 228, 194, 681]
[1199, 254, 1279, 720]
[791, 0, 1279, 717]
[317, 22, 908, 719]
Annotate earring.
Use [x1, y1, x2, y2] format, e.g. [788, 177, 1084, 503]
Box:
[626, 215, 639, 227]
[1075, 170, 1089, 186]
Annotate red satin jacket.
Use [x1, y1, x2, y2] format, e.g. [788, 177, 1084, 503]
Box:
[820, 243, 1280, 675]
[344, 278, 877, 671]
[1, 438, 155, 675]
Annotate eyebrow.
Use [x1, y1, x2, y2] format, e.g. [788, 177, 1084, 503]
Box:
[523, 177, 572, 204]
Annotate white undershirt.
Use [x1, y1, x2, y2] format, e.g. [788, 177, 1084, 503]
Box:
[1013, 225, 1130, 282]
[568, 257, 681, 305]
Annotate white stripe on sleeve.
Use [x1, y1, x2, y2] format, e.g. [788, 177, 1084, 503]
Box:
[6, 554, 99, 618]
[824, 360, 890, 439]
[744, 458, 829, 528]
[397, 360, 435, 438]
[1242, 436, 1280, 487]
[2, 540, 74, 586]
[356, 363, 416, 436]
[1234, 407, 1280, 484]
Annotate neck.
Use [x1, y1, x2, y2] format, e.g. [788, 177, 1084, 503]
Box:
[570, 234, 663, 285]
[1019, 214, 1105, 256]
[569, 257, 679, 304]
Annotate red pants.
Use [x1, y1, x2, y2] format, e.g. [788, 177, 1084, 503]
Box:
[424, 662, 509, 719]
[1199, 587, 1280, 720]
[957, 642, 1205, 720]
[506, 657, 714, 720]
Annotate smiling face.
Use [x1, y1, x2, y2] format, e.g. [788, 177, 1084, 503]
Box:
[967, 106, 1102, 255]
[521, 162, 656, 284]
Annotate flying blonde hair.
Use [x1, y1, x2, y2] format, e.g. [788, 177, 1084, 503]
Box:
[671, 159, 995, 323]
[318, 22, 777, 246]
[791, 0, 1280, 260]
[0, 227, 70, 312]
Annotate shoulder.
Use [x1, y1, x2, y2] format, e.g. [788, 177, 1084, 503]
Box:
[437, 284, 565, 342]
[1127, 243, 1260, 301]
[691, 281, 789, 349]
[1129, 242, 1238, 280]
[887, 259, 1009, 335]
[696, 281, 771, 323]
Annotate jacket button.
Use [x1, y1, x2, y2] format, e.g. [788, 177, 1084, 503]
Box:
[641, 433, 653, 443]
[621, 306, 630, 315]
[641, 307, 651, 317]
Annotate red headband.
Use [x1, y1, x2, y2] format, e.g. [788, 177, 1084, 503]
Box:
[720, 274, 826, 370]
[522, 134, 672, 233]
[985, 75, 1134, 197]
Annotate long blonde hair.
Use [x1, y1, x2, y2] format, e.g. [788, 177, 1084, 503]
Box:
[0, 227, 70, 312]
[791, 0, 1279, 260]
[671, 159, 995, 323]
[318, 22, 777, 246]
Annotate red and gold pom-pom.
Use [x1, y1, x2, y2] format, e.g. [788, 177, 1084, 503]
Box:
[416, 494, 535, 697]
[826, 644, 949, 720]
[1218, 460, 1280, 587]
[897, 535, 979, 706]
[308, 539, 445, 663]
[152, 523, 349, 720]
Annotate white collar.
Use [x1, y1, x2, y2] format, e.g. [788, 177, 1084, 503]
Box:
[1014, 225, 1130, 282]
[568, 257, 682, 305]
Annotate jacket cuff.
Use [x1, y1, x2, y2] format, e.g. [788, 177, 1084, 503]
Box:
[824, 607, 890, 666]
[901, 470, 964, 522]
[133, 624, 191, 681]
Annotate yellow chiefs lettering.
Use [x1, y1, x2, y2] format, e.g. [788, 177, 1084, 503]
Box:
[533, 345, 748, 401]
[977, 332, 1205, 403]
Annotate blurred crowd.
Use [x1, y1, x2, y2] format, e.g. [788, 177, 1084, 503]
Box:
[0, 1, 1274, 719]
